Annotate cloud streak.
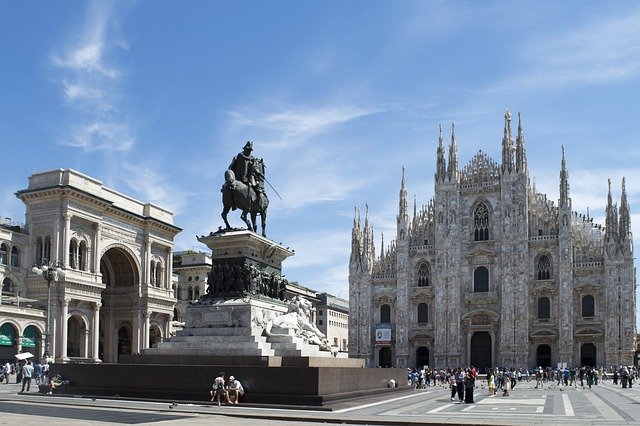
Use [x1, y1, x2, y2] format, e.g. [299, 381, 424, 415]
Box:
[51, 0, 134, 151]
[492, 7, 640, 93]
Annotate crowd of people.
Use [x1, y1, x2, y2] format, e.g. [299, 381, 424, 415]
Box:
[405, 364, 640, 403]
[1, 358, 64, 394]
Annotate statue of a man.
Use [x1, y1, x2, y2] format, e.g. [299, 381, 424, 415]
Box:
[229, 141, 255, 185]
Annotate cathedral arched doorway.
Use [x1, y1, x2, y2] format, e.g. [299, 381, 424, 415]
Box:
[379, 347, 392, 368]
[470, 331, 492, 370]
[67, 315, 87, 358]
[99, 246, 139, 363]
[580, 343, 597, 367]
[117, 326, 131, 362]
[416, 346, 429, 368]
[536, 344, 552, 368]
[149, 325, 162, 348]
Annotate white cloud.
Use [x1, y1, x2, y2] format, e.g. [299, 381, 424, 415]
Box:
[495, 7, 640, 92]
[228, 105, 381, 150]
[61, 122, 135, 152]
[119, 163, 190, 214]
[51, 0, 132, 152]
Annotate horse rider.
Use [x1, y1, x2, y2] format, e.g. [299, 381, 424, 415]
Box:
[229, 141, 255, 186]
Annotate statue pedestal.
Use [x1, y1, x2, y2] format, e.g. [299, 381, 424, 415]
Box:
[197, 229, 294, 274]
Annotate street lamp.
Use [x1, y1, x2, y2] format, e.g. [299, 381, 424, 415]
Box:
[32, 259, 65, 360]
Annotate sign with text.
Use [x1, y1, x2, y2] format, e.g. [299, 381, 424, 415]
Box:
[375, 324, 392, 345]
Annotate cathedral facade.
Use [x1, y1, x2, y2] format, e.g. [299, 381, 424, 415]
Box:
[349, 112, 636, 371]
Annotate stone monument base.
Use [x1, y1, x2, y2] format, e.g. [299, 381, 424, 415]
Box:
[142, 295, 347, 359]
[50, 363, 405, 406]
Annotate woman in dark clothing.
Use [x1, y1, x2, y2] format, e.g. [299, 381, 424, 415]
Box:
[464, 370, 475, 403]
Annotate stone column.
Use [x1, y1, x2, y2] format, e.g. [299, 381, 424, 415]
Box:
[143, 312, 150, 349]
[132, 312, 141, 354]
[62, 213, 71, 268]
[93, 223, 102, 274]
[92, 302, 101, 360]
[166, 249, 173, 290]
[164, 314, 171, 340]
[144, 237, 151, 287]
[83, 329, 90, 358]
[60, 299, 69, 360]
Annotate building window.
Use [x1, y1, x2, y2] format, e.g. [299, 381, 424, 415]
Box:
[78, 241, 86, 271]
[35, 237, 43, 264]
[0, 243, 7, 265]
[69, 240, 78, 269]
[538, 297, 550, 319]
[473, 203, 490, 241]
[582, 295, 595, 317]
[536, 254, 551, 280]
[43, 237, 51, 263]
[318, 319, 323, 326]
[188, 286, 194, 300]
[380, 304, 391, 323]
[416, 262, 430, 287]
[318, 310, 323, 316]
[155, 263, 163, 287]
[10, 246, 19, 267]
[194, 286, 200, 300]
[417, 303, 428, 324]
[473, 266, 489, 292]
[2, 278, 15, 296]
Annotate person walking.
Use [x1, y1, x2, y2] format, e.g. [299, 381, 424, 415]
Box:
[20, 360, 34, 393]
[464, 370, 475, 403]
[456, 368, 465, 402]
[449, 369, 458, 402]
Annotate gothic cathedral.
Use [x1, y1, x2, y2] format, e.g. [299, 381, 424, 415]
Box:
[348, 112, 636, 371]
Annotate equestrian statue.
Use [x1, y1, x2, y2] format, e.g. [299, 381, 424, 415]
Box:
[221, 141, 269, 237]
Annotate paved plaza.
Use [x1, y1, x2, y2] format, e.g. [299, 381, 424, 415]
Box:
[2, 379, 640, 425]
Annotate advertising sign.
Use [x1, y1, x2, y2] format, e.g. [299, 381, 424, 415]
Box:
[375, 324, 392, 345]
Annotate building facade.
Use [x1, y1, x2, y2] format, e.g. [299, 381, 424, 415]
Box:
[349, 112, 636, 370]
[1, 169, 180, 363]
[172, 250, 212, 330]
[316, 292, 349, 352]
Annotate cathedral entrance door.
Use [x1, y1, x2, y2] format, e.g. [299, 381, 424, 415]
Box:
[117, 326, 131, 362]
[416, 346, 429, 368]
[470, 331, 492, 370]
[379, 347, 392, 367]
[536, 344, 552, 368]
[580, 343, 597, 367]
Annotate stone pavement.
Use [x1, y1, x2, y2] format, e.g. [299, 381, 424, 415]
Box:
[2, 377, 640, 425]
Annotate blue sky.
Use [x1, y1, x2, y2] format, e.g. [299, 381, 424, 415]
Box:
[1, 1, 639, 314]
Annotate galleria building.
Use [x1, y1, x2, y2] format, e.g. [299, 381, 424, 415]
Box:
[348, 112, 636, 371]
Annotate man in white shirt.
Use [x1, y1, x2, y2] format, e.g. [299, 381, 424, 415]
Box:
[227, 375, 244, 404]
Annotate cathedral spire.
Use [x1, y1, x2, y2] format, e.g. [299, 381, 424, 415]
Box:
[516, 112, 528, 174]
[559, 145, 570, 208]
[501, 110, 514, 174]
[398, 166, 409, 224]
[436, 124, 446, 182]
[605, 179, 618, 243]
[380, 231, 384, 260]
[619, 177, 631, 242]
[350, 206, 363, 264]
[447, 122, 459, 181]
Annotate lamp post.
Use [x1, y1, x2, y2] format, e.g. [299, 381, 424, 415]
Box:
[32, 259, 65, 359]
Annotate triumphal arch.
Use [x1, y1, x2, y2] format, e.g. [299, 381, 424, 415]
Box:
[17, 169, 180, 362]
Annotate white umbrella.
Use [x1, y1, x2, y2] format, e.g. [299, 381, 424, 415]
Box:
[15, 352, 34, 360]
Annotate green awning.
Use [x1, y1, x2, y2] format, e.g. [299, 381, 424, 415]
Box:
[0, 323, 16, 346]
[21, 326, 39, 348]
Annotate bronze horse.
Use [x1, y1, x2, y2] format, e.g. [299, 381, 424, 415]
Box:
[221, 159, 269, 237]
